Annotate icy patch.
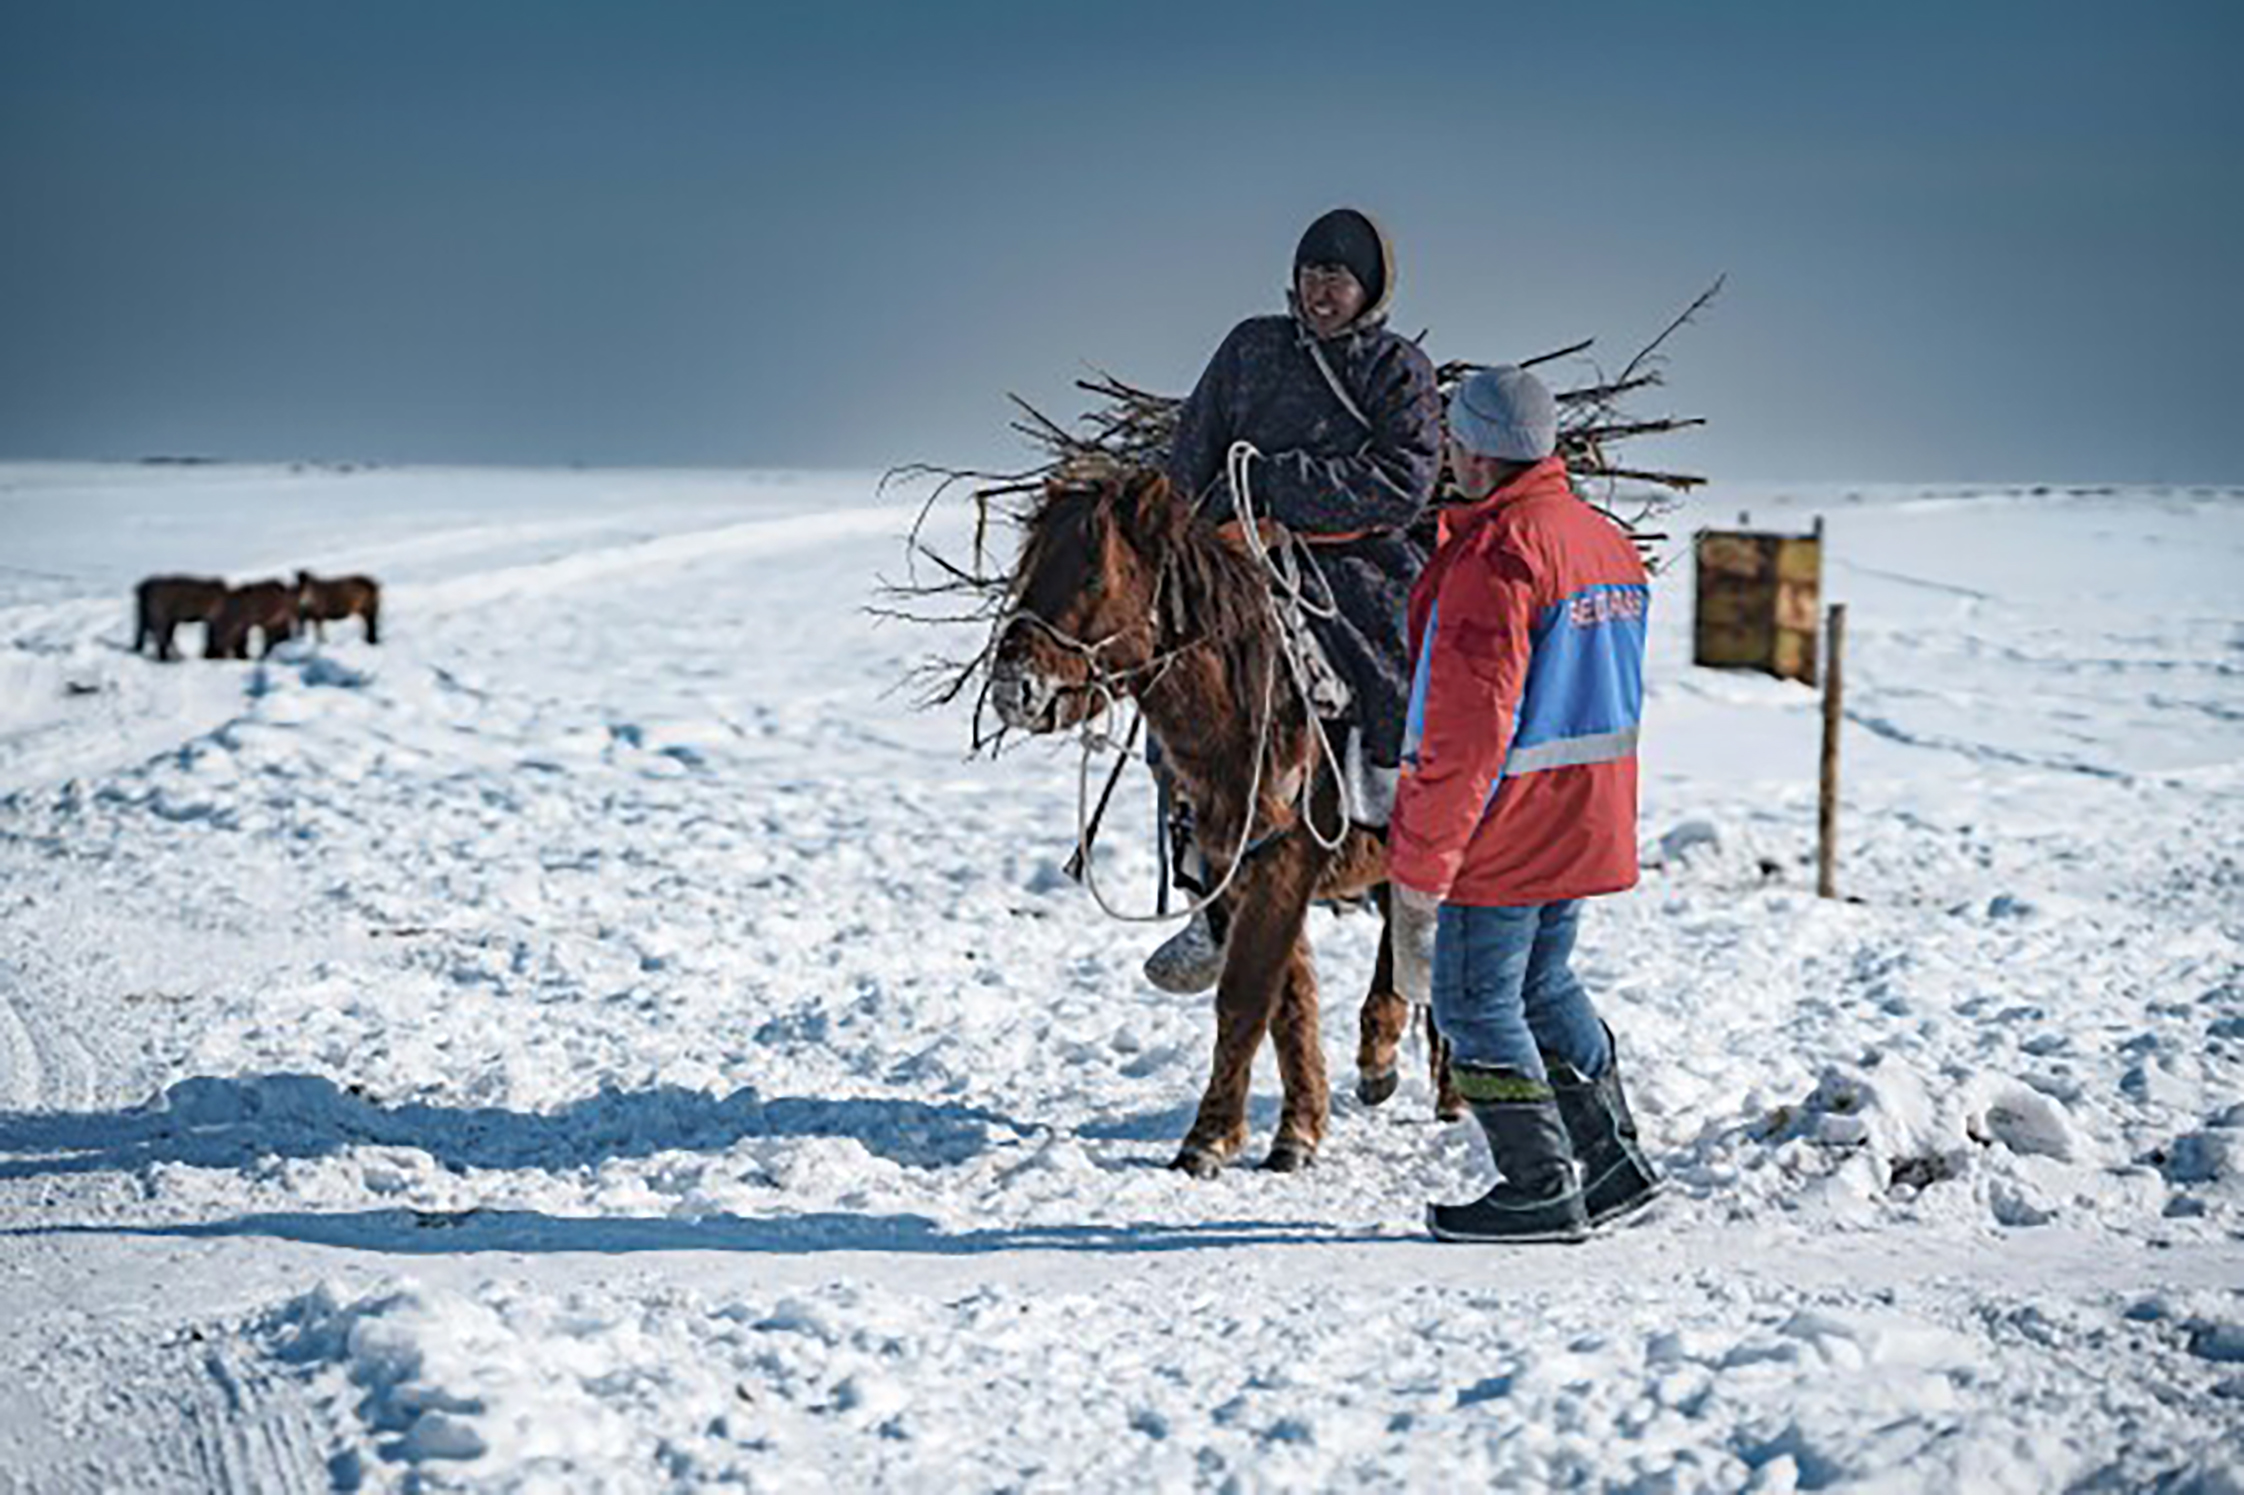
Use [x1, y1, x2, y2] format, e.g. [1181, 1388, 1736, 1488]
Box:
[2191, 1320, 2244, 1365]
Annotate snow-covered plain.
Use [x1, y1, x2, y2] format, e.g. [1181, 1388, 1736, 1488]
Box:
[0, 462, 2238, 1491]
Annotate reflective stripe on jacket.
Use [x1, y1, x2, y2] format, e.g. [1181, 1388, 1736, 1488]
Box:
[1388, 456, 1647, 906]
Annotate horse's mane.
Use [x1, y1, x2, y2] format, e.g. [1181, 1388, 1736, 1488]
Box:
[1018, 467, 1278, 688]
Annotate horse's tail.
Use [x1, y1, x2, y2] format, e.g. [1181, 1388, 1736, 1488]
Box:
[362, 583, 381, 644]
[132, 584, 149, 653]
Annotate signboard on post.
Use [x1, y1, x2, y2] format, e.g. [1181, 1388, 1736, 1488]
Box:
[1692, 520, 1848, 897]
[1693, 525, 1823, 685]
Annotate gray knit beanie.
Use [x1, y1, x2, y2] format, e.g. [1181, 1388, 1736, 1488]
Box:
[1449, 365, 1558, 462]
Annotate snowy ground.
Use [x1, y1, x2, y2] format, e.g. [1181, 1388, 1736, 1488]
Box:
[0, 463, 2238, 1492]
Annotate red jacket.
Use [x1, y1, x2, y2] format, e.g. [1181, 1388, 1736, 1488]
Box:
[1388, 457, 1648, 906]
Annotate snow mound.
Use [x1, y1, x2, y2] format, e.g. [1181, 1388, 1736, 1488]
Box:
[1657, 818, 1723, 865]
[254, 1273, 2133, 1492]
[269, 1283, 643, 1481]
[2164, 1124, 2239, 1194]
[1758, 1055, 2126, 1228]
[1963, 1075, 2092, 1163]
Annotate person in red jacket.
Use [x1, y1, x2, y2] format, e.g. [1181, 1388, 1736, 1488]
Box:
[1389, 365, 1661, 1244]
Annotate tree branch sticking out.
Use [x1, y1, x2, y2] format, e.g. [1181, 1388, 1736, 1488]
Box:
[877, 278, 1724, 733]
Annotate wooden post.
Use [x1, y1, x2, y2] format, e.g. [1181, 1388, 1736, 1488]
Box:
[1817, 603, 1846, 899]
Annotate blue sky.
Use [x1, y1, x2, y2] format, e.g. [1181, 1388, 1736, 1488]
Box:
[3, 1, 2238, 481]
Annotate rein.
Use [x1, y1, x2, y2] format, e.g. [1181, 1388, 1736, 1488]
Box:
[1001, 450, 1360, 924]
[1000, 541, 1283, 926]
[996, 559, 1194, 699]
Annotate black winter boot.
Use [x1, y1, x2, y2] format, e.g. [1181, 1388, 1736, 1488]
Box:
[1545, 1031, 1662, 1228]
[1427, 1067, 1590, 1244]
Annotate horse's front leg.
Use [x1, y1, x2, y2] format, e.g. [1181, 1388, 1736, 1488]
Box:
[1264, 932, 1327, 1171]
[1171, 844, 1318, 1179]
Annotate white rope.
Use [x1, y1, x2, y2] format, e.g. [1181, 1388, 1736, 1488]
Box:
[1072, 655, 1280, 926]
[1016, 447, 1369, 921]
[1224, 442, 1354, 851]
[986, 564, 1274, 924]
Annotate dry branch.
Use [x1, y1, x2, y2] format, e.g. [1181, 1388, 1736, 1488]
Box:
[951, 283, 1723, 514]
[877, 279, 1723, 740]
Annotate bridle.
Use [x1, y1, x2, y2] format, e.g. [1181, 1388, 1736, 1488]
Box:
[992, 536, 1198, 729]
[991, 448, 1356, 924]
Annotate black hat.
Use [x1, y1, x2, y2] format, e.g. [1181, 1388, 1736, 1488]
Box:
[1293, 207, 1389, 318]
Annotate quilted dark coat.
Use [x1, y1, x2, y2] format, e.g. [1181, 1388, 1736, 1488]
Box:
[1163, 308, 1442, 767]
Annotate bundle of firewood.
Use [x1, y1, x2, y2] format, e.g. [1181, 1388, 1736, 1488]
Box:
[899, 279, 1719, 534]
[876, 280, 1720, 722]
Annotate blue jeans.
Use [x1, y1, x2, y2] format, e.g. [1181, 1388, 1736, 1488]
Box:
[1431, 900, 1611, 1083]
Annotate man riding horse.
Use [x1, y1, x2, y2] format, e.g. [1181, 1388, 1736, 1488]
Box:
[1144, 206, 1443, 992]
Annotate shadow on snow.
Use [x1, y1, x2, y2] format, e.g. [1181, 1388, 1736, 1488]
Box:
[4, 1208, 1384, 1256]
[0, 1072, 1032, 1178]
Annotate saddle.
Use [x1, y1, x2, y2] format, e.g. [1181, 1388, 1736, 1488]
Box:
[1212, 517, 1353, 723]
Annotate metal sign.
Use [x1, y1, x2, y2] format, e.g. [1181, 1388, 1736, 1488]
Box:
[1693, 525, 1823, 685]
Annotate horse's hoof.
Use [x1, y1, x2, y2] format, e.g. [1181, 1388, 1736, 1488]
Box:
[1356, 1068, 1399, 1107]
[1436, 1101, 1468, 1123]
[1169, 1147, 1224, 1180]
[1261, 1138, 1316, 1173]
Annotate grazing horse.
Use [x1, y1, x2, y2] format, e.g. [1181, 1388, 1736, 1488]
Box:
[987, 466, 1457, 1176]
[207, 580, 300, 659]
[296, 571, 381, 644]
[133, 575, 227, 662]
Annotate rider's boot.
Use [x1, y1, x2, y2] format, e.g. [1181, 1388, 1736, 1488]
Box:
[1145, 903, 1228, 994]
[1143, 825, 1230, 993]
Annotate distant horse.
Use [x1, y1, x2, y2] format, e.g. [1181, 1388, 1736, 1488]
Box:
[133, 575, 228, 662]
[207, 580, 299, 659]
[986, 466, 1457, 1177]
[296, 572, 380, 644]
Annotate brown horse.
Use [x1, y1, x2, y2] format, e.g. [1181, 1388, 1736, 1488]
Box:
[987, 465, 1456, 1176]
[133, 575, 228, 661]
[207, 580, 300, 659]
[296, 571, 381, 644]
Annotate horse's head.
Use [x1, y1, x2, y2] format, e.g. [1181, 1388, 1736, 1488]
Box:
[988, 466, 1190, 735]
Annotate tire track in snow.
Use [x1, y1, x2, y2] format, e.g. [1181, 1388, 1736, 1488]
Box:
[1842, 706, 2133, 781]
[0, 1339, 334, 1495]
[174, 1345, 334, 1495]
[0, 946, 117, 1115]
[0, 964, 42, 1113]
[398, 504, 906, 619]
